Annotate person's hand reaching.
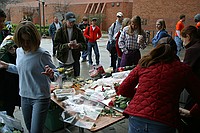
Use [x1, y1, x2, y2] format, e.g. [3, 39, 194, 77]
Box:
[0, 60, 9, 69]
[41, 65, 54, 79]
[179, 107, 191, 117]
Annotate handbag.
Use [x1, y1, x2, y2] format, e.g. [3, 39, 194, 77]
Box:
[106, 40, 116, 52]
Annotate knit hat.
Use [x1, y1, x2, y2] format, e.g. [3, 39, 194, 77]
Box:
[194, 14, 200, 22]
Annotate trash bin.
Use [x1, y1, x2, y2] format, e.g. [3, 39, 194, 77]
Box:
[45, 102, 64, 132]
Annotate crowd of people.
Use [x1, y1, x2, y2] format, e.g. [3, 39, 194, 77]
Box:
[0, 7, 200, 133]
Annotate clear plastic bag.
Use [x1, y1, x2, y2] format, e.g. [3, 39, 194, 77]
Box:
[0, 112, 23, 132]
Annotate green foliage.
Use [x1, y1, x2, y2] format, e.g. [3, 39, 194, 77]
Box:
[9, 23, 50, 36]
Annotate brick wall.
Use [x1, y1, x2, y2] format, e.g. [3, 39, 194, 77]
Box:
[132, 0, 200, 37]
[7, 0, 200, 34]
[104, 2, 133, 31]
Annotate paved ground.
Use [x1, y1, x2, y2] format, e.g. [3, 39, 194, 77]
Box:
[13, 35, 185, 133]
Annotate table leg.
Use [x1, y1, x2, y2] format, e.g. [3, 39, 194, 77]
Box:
[79, 127, 84, 133]
[64, 127, 73, 133]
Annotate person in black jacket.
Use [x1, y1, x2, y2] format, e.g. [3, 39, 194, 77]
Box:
[0, 9, 18, 117]
[0, 9, 11, 45]
[0, 36, 20, 117]
[54, 12, 87, 77]
[78, 16, 90, 62]
[179, 25, 200, 133]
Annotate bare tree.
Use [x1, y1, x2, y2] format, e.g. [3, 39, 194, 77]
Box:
[0, 0, 22, 10]
[53, 0, 70, 21]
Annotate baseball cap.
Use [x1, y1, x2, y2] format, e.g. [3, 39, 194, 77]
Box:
[194, 14, 200, 21]
[82, 16, 88, 21]
[92, 17, 97, 21]
[65, 12, 76, 22]
[116, 12, 123, 17]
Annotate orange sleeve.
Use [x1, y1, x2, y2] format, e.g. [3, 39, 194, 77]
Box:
[196, 22, 200, 29]
[176, 21, 184, 31]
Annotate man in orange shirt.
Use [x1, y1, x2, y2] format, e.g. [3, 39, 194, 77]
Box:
[84, 18, 102, 66]
[174, 14, 185, 57]
[194, 14, 200, 29]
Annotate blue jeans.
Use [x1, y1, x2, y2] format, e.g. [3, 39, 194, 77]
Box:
[21, 97, 50, 133]
[81, 50, 88, 60]
[128, 116, 176, 133]
[87, 42, 100, 65]
[174, 36, 183, 57]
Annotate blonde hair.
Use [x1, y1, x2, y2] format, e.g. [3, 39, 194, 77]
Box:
[14, 21, 41, 52]
[127, 15, 142, 35]
[156, 19, 166, 30]
[122, 18, 131, 29]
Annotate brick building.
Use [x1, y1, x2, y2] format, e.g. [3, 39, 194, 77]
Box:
[6, 0, 133, 31]
[6, 0, 200, 36]
[132, 0, 200, 37]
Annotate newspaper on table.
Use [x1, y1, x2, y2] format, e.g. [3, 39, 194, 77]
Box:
[61, 94, 104, 129]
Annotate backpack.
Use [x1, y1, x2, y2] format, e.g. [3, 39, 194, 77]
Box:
[106, 22, 116, 52]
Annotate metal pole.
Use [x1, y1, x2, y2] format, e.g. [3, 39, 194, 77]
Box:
[38, 0, 42, 35]
[42, 0, 46, 37]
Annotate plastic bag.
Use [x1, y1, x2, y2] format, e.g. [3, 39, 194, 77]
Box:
[0, 111, 23, 132]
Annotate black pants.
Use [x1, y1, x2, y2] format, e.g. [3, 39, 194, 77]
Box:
[52, 38, 56, 55]
[110, 48, 117, 71]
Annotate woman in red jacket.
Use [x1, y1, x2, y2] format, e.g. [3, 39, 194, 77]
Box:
[117, 42, 200, 133]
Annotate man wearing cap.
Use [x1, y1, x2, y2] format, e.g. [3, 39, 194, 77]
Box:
[108, 11, 123, 72]
[83, 18, 102, 66]
[194, 14, 200, 29]
[78, 16, 90, 62]
[54, 12, 87, 77]
[0, 35, 20, 117]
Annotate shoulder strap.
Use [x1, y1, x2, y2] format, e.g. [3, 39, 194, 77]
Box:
[87, 26, 90, 36]
[112, 22, 116, 36]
